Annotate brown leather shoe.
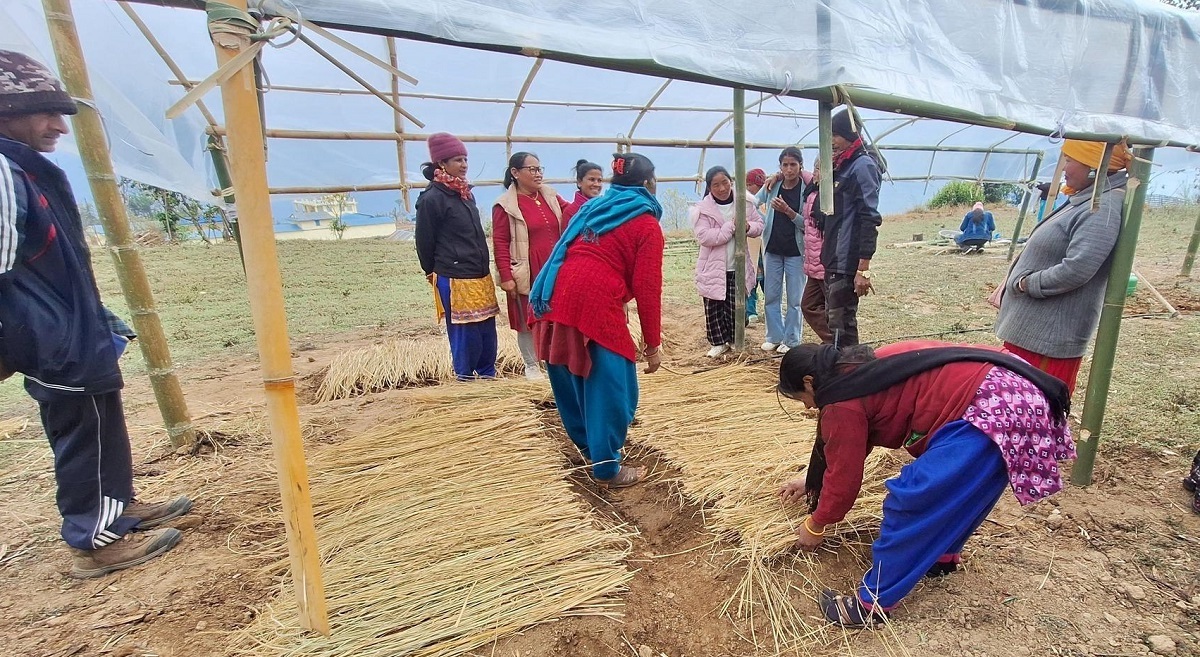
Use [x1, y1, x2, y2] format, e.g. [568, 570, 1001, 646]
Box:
[121, 496, 193, 530]
[69, 528, 183, 578]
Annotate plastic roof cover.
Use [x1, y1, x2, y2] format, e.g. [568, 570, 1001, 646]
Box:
[2, 0, 1199, 219]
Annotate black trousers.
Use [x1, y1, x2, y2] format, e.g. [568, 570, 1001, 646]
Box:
[38, 390, 137, 550]
[825, 272, 861, 347]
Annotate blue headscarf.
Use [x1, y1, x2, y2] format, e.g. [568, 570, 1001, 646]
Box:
[529, 184, 662, 317]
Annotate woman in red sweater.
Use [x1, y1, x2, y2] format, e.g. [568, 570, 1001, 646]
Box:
[776, 340, 1075, 626]
[493, 152, 571, 380]
[529, 152, 664, 488]
[562, 159, 603, 224]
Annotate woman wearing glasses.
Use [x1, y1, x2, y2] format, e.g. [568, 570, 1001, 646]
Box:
[493, 152, 572, 380]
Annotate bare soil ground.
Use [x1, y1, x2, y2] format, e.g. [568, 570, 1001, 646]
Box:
[2, 206, 1199, 657]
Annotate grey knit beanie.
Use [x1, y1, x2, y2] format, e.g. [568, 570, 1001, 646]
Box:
[831, 109, 858, 141]
[0, 50, 77, 117]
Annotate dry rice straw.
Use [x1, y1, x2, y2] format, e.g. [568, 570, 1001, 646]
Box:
[227, 389, 634, 657]
[634, 365, 895, 654]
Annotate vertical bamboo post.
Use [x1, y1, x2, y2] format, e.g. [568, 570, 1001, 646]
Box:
[206, 133, 245, 270]
[1071, 147, 1154, 486]
[818, 102, 834, 214]
[1006, 153, 1043, 262]
[732, 88, 748, 351]
[42, 0, 196, 448]
[1012, 153, 1065, 261]
[386, 37, 411, 216]
[1181, 204, 1200, 278]
[206, 0, 329, 633]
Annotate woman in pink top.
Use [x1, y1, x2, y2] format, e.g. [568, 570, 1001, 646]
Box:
[800, 166, 833, 343]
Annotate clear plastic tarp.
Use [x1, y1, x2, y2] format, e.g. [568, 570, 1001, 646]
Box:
[1, 0, 1198, 219]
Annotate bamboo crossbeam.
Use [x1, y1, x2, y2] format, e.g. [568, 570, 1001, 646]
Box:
[43, 0, 196, 448]
[209, 127, 1040, 157]
[206, 0, 329, 633]
[1006, 152, 1044, 262]
[267, 175, 702, 196]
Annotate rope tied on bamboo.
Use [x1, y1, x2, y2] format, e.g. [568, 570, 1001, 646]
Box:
[205, 1, 294, 43]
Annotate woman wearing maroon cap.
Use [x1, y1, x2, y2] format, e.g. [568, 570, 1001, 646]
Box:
[414, 132, 500, 380]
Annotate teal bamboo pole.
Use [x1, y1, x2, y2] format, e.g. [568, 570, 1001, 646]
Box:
[43, 0, 196, 448]
[1182, 204, 1200, 278]
[1070, 147, 1154, 486]
[206, 133, 245, 271]
[732, 88, 748, 351]
[1007, 153, 1043, 262]
[818, 102, 834, 214]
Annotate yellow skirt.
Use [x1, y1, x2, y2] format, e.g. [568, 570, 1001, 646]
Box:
[433, 274, 501, 325]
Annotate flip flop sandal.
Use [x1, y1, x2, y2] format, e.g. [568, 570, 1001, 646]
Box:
[925, 554, 962, 578]
[819, 589, 888, 627]
[597, 465, 643, 489]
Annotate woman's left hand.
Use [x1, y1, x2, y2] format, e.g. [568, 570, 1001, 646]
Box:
[794, 521, 825, 551]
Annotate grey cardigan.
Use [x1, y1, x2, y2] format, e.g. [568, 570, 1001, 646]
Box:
[994, 171, 1127, 359]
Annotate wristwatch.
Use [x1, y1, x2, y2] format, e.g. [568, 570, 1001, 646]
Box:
[857, 270, 873, 280]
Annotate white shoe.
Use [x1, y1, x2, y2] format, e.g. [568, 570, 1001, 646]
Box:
[776, 344, 792, 354]
[761, 342, 779, 352]
[706, 344, 732, 358]
[747, 314, 759, 324]
[524, 366, 545, 381]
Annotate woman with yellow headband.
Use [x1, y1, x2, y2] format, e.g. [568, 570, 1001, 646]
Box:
[992, 139, 1131, 394]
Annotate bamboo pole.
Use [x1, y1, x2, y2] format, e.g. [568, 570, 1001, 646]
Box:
[205, 0, 328, 633]
[818, 102, 833, 214]
[209, 126, 1039, 156]
[628, 80, 671, 140]
[1006, 152, 1043, 262]
[1181, 204, 1200, 278]
[266, 175, 704, 196]
[206, 134, 244, 270]
[118, 1, 219, 128]
[732, 88, 748, 351]
[290, 28, 423, 129]
[1071, 147, 1154, 486]
[506, 58, 544, 160]
[42, 0, 196, 449]
[386, 37, 411, 214]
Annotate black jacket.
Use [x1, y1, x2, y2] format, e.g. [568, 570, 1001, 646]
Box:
[816, 146, 882, 276]
[414, 182, 491, 279]
[0, 137, 123, 399]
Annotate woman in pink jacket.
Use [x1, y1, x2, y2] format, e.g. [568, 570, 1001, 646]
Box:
[692, 166, 766, 357]
[801, 166, 833, 343]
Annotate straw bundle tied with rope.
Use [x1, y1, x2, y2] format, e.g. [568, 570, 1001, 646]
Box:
[228, 391, 634, 657]
[634, 365, 895, 653]
[316, 319, 645, 402]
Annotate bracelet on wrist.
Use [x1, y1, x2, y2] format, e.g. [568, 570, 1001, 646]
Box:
[803, 516, 826, 536]
[643, 346, 661, 357]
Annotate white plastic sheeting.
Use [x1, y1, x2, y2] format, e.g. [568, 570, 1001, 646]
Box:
[0, 0, 1198, 214]
[276, 0, 1200, 145]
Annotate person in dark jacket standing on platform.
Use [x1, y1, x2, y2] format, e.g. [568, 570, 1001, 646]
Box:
[415, 132, 500, 380]
[0, 51, 192, 578]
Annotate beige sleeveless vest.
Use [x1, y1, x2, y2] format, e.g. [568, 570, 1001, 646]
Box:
[495, 184, 564, 295]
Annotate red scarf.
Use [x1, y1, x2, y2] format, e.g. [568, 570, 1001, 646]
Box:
[434, 167, 473, 201]
[833, 137, 864, 171]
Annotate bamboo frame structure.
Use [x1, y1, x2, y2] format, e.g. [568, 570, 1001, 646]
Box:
[1005, 152, 1044, 262]
[205, 0, 328, 633]
[817, 102, 833, 213]
[386, 37, 411, 214]
[627, 80, 672, 140]
[506, 58, 544, 160]
[1072, 147, 1155, 485]
[42, 0, 196, 448]
[732, 88, 748, 351]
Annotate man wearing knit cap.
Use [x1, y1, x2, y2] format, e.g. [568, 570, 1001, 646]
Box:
[812, 108, 882, 346]
[0, 50, 191, 577]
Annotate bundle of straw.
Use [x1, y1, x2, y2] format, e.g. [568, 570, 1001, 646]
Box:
[634, 365, 894, 652]
[317, 318, 646, 402]
[228, 389, 633, 657]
